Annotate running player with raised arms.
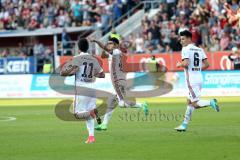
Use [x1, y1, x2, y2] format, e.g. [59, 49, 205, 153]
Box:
[174, 30, 220, 132]
[91, 37, 149, 130]
[60, 38, 105, 143]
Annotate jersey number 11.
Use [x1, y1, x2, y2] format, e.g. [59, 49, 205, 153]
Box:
[82, 62, 93, 78]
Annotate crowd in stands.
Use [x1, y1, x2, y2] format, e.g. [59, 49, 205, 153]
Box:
[1, 0, 240, 73]
[0, 0, 138, 31]
[126, 0, 240, 54]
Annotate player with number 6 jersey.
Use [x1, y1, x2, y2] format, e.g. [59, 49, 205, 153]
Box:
[174, 30, 220, 132]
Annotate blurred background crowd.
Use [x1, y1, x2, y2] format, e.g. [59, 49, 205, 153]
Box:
[0, 0, 240, 58]
[0, 0, 137, 31]
[126, 0, 240, 54]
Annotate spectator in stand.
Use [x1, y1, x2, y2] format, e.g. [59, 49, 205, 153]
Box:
[210, 20, 221, 36]
[5, 15, 18, 30]
[167, 0, 177, 19]
[33, 40, 45, 72]
[199, 19, 210, 49]
[44, 46, 54, 63]
[28, 17, 38, 30]
[57, 9, 71, 27]
[169, 30, 182, 51]
[231, 0, 239, 12]
[82, 0, 92, 26]
[17, 42, 28, 57]
[100, 4, 112, 34]
[225, 1, 240, 27]
[71, 0, 83, 25]
[147, 20, 161, 49]
[135, 33, 144, 54]
[112, 0, 122, 25]
[229, 46, 240, 70]
[161, 21, 171, 45]
[127, 33, 136, 54]
[220, 31, 231, 50]
[62, 28, 72, 55]
[209, 35, 221, 52]
[165, 43, 172, 53]
[1, 48, 10, 58]
[47, 1, 55, 27]
[189, 24, 201, 46]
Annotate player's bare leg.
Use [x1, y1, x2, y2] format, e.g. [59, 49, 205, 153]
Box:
[75, 109, 101, 125]
[175, 99, 195, 132]
[95, 96, 117, 131]
[116, 84, 149, 115]
[175, 98, 220, 132]
[119, 100, 149, 116]
[85, 118, 95, 144]
[196, 99, 220, 112]
[74, 110, 100, 144]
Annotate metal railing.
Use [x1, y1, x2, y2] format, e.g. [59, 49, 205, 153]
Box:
[83, 1, 162, 55]
[57, 41, 78, 56]
[77, 1, 161, 39]
[104, 0, 160, 35]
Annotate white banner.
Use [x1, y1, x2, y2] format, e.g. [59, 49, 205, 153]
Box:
[0, 71, 240, 98]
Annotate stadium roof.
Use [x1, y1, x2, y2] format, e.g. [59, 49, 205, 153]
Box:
[0, 26, 94, 37]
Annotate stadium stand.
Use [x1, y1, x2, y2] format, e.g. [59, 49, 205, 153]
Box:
[126, 0, 240, 54]
[0, 0, 240, 73]
[0, 0, 138, 31]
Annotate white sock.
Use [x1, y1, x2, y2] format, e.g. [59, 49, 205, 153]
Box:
[197, 100, 210, 108]
[75, 111, 90, 119]
[118, 100, 125, 107]
[183, 105, 195, 125]
[86, 119, 94, 137]
[124, 101, 142, 108]
[102, 110, 114, 125]
[102, 96, 117, 125]
[131, 102, 142, 108]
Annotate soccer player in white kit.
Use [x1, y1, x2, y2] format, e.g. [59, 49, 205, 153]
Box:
[60, 38, 105, 143]
[174, 30, 220, 132]
[91, 37, 149, 130]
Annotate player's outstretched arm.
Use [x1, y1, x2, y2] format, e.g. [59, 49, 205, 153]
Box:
[60, 64, 79, 76]
[228, 53, 236, 61]
[176, 59, 189, 68]
[95, 71, 105, 78]
[202, 59, 210, 70]
[90, 39, 110, 58]
[90, 39, 109, 52]
[101, 50, 109, 58]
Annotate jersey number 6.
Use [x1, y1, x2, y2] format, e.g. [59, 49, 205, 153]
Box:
[194, 52, 199, 67]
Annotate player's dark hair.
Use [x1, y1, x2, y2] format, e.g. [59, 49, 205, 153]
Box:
[180, 30, 192, 39]
[78, 38, 89, 52]
[109, 37, 119, 45]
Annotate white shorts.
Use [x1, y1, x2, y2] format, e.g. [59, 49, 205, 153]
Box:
[74, 81, 97, 113]
[74, 95, 96, 113]
[187, 84, 201, 102]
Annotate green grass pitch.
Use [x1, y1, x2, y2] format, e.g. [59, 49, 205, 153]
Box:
[0, 97, 239, 160]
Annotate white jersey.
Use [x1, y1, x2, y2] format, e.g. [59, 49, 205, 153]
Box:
[72, 52, 103, 83]
[109, 48, 125, 83]
[181, 44, 207, 85]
